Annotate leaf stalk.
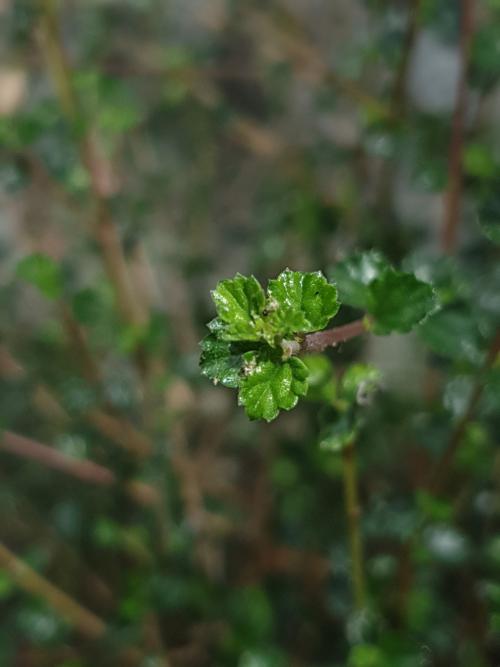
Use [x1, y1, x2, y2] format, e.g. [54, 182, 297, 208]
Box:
[301, 318, 368, 354]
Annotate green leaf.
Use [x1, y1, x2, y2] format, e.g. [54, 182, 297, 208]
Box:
[267, 269, 339, 334]
[464, 143, 497, 179]
[211, 274, 266, 341]
[238, 356, 309, 421]
[340, 363, 382, 404]
[16, 253, 63, 300]
[478, 192, 500, 244]
[418, 309, 484, 363]
[348, 644, 386, 667]
[329, 251, 389, 309]
[319, 413, 358, 452]
[367, 268, 437, 334]
[0, 573, 13, 600]
[72, 287, 102, 325]
[303, 354, 336, 403]
[416, 490, 453, 522]
[199, 335, 245, 388]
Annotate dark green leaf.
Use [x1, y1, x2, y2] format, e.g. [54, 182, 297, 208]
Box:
[478, 192, 500, 244]
[367, 269, 437, 334]
[199, 334, 244, 388]
[329, 251, 390, 309]
[72, 287, 102, 325]
[238, 356, 309, 421]
[418, 309, 484, 363]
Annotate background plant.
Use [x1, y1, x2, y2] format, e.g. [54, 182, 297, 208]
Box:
[1, 1, 500, 666]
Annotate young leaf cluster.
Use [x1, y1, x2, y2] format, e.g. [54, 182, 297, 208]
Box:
[200, 270, 339, 421]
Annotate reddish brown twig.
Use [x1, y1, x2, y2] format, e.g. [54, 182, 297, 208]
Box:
[441, 0, 475, 254]
[301, 318, 367, 353]
[2, 431, 114, 485]
[0, 431, 159, 506]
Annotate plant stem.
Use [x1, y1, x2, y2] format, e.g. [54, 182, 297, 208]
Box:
[0, 541, 106, 640]
[341, 440, 366, 611]
[301, 318, 367, 354]
[391, 0, 422, 115]
[0, 431, 159, 507]
[440, 0, 475, 254]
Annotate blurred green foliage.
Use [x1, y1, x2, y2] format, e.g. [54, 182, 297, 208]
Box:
[1, 0, 500, 666]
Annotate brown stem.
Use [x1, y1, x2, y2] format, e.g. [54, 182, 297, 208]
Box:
[301, 318, 367, 354]
[0, 541, 106, 640]
[0, 431, 159, 507]
[429, 329, 500, 494]
[59, 303, 103, 386]
[440, 0, 475, 254]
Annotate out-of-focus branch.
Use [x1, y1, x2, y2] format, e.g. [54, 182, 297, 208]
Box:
[1, 431, 114, 485]
[38, 0, 146, 326]
[0, 342, 151, 458]
[391, 0, 422, 114]
[255, 5, 392, 119]
[440, 0, 475, 254]
[0, 431, 159, 507]
[0, 541, 106, 640]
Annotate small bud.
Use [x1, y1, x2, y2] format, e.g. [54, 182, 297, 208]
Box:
[242, 357, 257, 375]
[281, 339, 301, 359]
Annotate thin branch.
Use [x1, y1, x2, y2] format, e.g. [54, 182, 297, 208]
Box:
[86, 409, 152, 458]
[440, 0, 475, 254]
[391, 0, 422, 114]
[342, 440, 366, 610]
[1, 431, 115, 485]
[0, 541, 106, 640]
[0, 431, 159, 507]
[301, 318, 367, 354]
[59, 304, 103, 386]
